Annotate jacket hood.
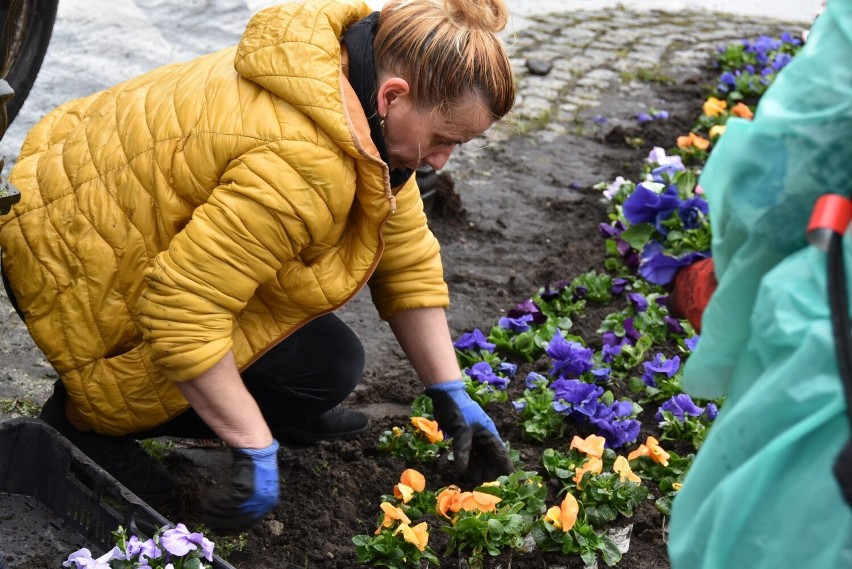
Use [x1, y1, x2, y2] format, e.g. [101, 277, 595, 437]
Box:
[234, 0, 372, 152]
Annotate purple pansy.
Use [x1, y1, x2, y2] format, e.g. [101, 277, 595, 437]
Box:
[622, 182, 682, 228]
[678, 197, 709, 229]
[638, 241, 709, 286]
[453, 328, 496, 352]
[651, 161, 685, 183]
[704, 402, 719, 421]
[664, 315, 685, 335]
[642, 353, 681, 387]
[611, 278, 628, 295]
[551, 378, 604, 418]
[601, 331, 625, 363]
[161, 524, 214, 562]
[685, 335, 700, 351]
[546, 333, 594, 379]
[525, 372, 548, 390]
[623, 317, 641, 345]
[627, 292, 648, 312]
[466, 362, 509, 390]
[507, 299, 548, 325]
[655, 393, 703, 423]
[588, 400, 641, 448]
[498, 313, 534, 333]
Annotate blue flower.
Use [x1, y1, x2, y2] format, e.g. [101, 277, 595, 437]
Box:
[512, 399, 527, 412]
[551, 379, 604, 418]
[498, 361, 517, 377]
[718, 71, 737, 92]
[627, 292, 648, 312]
[771, 52, 793, 71]
[508, 299, 547, 325]
[651, 161, 686, 183]
[466, 362, 509, 390]
[593, 115, 608, 124]
[664, 315, 685, 335]
[638, 241, 709, 286]
[498, 313, 533, 333]
[704, 402, 719, 421]
[601, 331, 625, 363]
[591, 367, 611, 383]
[623, 317, 641, 345]
[622, 182, 682, 227]
[546, 333, 594, 379]
[653, 110, 669, 120]
[453, 328, 496, 352]
[780, 31, 802, 46]
[655, 393, 703, 423]
[588, 400, 641, 448]
[642, 353, 681, 387]
[611, 278, 628, 295]
[685, 334, 700, 351]
[678, 197, 709, 229]
[525, 372, 548, 390]
[636, 112, 653, 124]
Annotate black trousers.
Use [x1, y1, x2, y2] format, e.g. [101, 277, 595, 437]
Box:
[2, 263, 364, 439]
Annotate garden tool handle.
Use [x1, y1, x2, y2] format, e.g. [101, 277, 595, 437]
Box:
[807, 194, 852, 506]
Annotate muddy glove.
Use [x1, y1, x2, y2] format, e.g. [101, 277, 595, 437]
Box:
[667, 257, 717, 333]
[202, 439, 280, 533]
[426, 380, 513, 484]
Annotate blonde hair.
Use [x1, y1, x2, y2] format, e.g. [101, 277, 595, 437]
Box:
[374, 0, 515, 119]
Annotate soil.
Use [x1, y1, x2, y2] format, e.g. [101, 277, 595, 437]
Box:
[143, 57, 715, 569]
[4, 39, 719, 569]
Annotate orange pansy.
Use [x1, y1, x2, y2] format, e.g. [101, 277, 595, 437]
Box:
[569, 434, 606, 458]
[544, 493, 579, 532]
[394, 522, 430, 551]
[646, 436, 670, 466]
[613, 455, 642, 483]
[375, 501, 411, 534]
[702, 97, 727, 117]
[436, 485, 462, 518]
[573, 456, 603, 488]
[676, 132, 710, 150]
[411, 416, 444, 443]
[400, 468, 426, 492]
[457, 490, 502, 513]
[730, 102, 754, 119]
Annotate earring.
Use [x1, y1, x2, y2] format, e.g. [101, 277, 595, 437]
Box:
[380, 115, 386, 134]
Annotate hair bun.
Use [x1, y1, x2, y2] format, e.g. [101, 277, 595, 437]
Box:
[443, 0, 509, 34]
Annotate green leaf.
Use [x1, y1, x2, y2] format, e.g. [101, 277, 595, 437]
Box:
[620, 223, 655, 249]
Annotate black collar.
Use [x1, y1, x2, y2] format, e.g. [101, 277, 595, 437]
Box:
[342, 12, 413, 188]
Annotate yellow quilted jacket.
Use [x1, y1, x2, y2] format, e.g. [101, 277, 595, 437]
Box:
[0, 0, 448, 435]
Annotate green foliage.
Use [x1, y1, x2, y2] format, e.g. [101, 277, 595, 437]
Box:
[513, 377, 568, 442]
[571, 270, 615, 304]
[353, 529, 440, 569]
[630, 451, 694, 515]
[477, 470, 549, 518]
[657, 408, 717, 450]
[442, 505, 528, 562]
[531, 517, 622, 567]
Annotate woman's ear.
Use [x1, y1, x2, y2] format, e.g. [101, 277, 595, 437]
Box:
[376, 77, 410, 118]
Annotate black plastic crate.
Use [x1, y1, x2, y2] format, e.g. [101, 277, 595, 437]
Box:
[0, 417, 236, 569]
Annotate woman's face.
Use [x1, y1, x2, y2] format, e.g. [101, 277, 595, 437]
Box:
[378, 78, 495, 172]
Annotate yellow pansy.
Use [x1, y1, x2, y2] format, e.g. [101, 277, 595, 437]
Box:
[393, 522, 430, 551]
[709, 124, 726, 139]
[411, 416, 444, 443]
[569, 434, 606, 458]
[673, 482, 683, 491]
[375, 501, 411, 534]
[393, 483, 415, 504]
[613, 455, 642, 483]
[573, 456, 603, 488]
[702, 96, 727, 117]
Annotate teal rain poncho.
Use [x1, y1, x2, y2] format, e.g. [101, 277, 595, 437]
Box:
[668, 2, 852, 567]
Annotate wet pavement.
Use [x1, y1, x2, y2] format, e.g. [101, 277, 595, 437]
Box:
[0, 3, 813, 417]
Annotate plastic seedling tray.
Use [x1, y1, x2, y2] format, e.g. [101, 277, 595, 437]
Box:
[0, 417, 236, 568]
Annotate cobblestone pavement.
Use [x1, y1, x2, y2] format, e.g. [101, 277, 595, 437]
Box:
[0, 7, 811, 418]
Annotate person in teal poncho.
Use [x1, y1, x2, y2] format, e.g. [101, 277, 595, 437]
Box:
[667, 1, 852, 567]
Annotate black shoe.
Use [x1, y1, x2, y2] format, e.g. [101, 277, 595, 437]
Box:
[274, 406, 369, 444]
[39, 383, 177, 499]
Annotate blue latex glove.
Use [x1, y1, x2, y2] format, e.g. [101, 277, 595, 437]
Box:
[425, 380, 513, 483]
[203, 439, 280, 533]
